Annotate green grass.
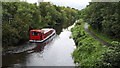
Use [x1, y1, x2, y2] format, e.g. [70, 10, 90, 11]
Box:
[71, 22, 109, 67]
[88, 25, 114, 44]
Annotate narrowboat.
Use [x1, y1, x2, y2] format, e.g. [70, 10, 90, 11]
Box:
[29, 28, 56, 43]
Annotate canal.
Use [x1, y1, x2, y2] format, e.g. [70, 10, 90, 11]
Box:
[2, 24, 76, 67]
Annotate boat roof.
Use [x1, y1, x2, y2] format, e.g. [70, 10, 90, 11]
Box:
[42, 28, 53, 31]
[42, 28, 53, 33]
[30, 28, 54, 33]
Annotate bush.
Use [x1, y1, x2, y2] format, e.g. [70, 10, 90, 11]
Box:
[97, 41, 120, 68]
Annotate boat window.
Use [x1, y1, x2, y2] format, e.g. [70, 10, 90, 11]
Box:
[32, 32, 39, 36]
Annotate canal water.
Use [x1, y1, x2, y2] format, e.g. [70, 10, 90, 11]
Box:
[2, 24, 76, 67]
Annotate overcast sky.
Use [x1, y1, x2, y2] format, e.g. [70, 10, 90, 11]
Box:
[25, 0, 91, 10]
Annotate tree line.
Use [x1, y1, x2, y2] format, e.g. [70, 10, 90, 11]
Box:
[79, 2, 120, 41]
[2, 2, 78, 47]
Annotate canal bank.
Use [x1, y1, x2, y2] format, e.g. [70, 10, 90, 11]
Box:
[2, 24, 76, 67]
[71, 21, 112, 67]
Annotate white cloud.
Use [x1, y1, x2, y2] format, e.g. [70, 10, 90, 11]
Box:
[44, 0, 91, 10]
[25, 0, 91, 10]
[26, 0, 38, 3]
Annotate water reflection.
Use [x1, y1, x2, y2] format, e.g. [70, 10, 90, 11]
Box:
[2, 52, 27, 67]
[54, 25, 62, 35]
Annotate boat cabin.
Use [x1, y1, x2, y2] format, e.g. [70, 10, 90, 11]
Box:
[29, 28, 55, 43]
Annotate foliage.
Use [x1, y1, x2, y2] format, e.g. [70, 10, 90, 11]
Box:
[79, 2, 120, 41]
[97, 41, 120, 68]
[2, 2, 78, 47]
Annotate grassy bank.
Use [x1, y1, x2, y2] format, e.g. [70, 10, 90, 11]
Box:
[71, 23, 108, 67]
[71, 20, 120, 67]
